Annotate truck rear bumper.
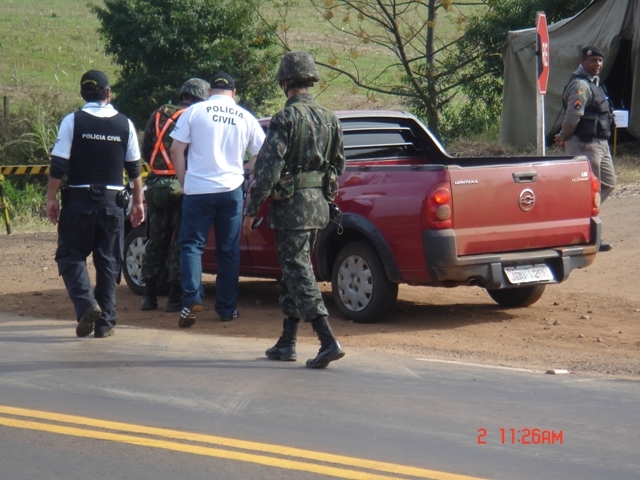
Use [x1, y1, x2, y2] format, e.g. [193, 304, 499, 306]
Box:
[422, 217, 601, 289]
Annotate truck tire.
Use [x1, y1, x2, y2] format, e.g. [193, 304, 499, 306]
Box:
[331, 242, 398, 323]
[122, 225, 169, 296]
[486, 284, 546, 308]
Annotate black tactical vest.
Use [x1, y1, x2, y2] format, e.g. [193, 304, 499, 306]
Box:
[67, 110, 130, 186]
[564, 74, 614, 140]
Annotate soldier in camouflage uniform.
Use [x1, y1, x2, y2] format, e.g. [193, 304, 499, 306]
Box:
[242, 51, 346, 369]
[140, 78, 210, 311]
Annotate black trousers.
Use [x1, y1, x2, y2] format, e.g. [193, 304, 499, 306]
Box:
[55, 191, 124, 332]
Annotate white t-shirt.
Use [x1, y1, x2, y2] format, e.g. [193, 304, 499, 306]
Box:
[52, 102, 140, 161]
[170, 94, 265, 195]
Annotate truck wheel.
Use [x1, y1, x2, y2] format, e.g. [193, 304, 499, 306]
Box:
[331, 242, 398, 323]
[486, 284, 546, 308]
[122, 225, 169, 296]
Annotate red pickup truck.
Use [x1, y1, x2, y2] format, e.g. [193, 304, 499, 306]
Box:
[123, 110, 602, 323]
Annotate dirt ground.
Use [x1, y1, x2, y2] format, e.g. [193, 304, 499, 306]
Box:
[1, 187, 639, 379]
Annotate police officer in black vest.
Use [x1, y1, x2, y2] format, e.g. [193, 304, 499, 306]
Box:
[555, 46, 616, 251]
[46, 70, 145, 338]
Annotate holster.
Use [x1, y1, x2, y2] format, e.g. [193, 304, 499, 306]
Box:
[89, 184, 107, 201]
[59, 184, 69, 208]
[116, 189, 131, 208]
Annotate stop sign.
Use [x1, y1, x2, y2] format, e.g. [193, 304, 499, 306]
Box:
[536, 12, 550, 95]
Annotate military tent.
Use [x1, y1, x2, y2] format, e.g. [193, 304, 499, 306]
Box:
[500, 0, 639, 148]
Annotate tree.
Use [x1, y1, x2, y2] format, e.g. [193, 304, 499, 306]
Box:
[90, 0, 280, 126]
[301, 0, 591, 139]
[439, 0, 592, 140]
[307, 0, 486, 137]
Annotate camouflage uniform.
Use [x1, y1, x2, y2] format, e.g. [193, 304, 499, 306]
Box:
[245, 93, 345, 321]
[245, 51, 346, 369]
[139, 77, 210, 311]
[140, 103, 187, 288]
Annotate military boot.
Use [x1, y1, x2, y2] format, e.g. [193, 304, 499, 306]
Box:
[141, 281, 158, 311]
[165, 283, 182, 312]
[306, 316, 345, 369]
[265, 317, 300, 361]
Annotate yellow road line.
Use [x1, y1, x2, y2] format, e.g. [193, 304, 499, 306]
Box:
[0, 406, 486, 480]
[0, 417, 400, 480]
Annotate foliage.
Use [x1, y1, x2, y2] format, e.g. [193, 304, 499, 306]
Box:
[303, 0, 593, 140]
[90, 0, 281, 126]
[1, 178, 48, 225]
[0, 92, 73, 169]
[439, 0, 593, 140]
[306, 0, 487, 137]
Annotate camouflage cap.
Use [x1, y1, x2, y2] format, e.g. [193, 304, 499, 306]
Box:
[179, 78, 210, 101]
[275, 51, 319, 82]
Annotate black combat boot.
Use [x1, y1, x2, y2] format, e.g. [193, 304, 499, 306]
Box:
[141, 281, 158, 311]
[165, 283, 182, 312]
[265, 317, 300, 361]
[306, 316, 345, 369]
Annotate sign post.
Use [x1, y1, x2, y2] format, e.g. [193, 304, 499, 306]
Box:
[536, 12, 549, 156]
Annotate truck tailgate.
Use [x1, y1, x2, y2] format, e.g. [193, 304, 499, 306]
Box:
[449, 159, 593, 256]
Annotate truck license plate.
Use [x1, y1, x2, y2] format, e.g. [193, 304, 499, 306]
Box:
[504, 265, 553, 284]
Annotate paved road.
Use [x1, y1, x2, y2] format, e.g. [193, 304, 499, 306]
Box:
[1, 312, 639, 480]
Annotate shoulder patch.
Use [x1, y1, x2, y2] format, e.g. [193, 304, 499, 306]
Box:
[575, 88, 584, 96]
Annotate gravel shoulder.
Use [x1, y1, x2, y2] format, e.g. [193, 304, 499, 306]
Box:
[1, 187, 639, 379]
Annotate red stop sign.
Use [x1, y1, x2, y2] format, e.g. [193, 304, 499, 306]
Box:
[536, 12, 550, 95]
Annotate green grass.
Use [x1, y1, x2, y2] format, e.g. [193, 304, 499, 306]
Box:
[0, 177, 50, 232]
[0, 0, 470, 113]
[0, 0, 115, 109]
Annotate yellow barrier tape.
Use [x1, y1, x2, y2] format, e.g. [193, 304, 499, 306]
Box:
[0, 163, 151, 176]
[0, 165, 50, 176]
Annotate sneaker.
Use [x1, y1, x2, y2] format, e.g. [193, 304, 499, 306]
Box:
[219, 309, 239, 323]
[94, 327, 115, 338]
[178, 303, 204, 328]
[76, 304, 102, 337]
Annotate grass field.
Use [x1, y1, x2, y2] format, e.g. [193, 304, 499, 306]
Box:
[0, 0, 472, 113]
[0, 0, 115, 109]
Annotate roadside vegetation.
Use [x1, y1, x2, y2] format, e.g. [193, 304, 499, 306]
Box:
[0, 0, 638, 232]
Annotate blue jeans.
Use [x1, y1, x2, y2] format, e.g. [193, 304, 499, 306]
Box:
[179, 187, 242, 318]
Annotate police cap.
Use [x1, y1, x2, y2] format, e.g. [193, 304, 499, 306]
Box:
[581, 46, 605, 59]
[80, 70, 109, 93]
[210, 71, 236, 91]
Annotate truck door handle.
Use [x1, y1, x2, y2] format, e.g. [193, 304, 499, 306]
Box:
[513, 171, 537, 183]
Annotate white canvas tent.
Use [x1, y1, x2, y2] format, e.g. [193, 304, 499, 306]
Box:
[500, 0, 639, 148]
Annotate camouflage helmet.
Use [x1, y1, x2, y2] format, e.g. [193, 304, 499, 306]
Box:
[179, 78, 210, 101]
[275, 51, 319, 82]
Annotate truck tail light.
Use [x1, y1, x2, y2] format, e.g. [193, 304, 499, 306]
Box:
[590, 172, 600, 216]
[422, 182, 453, 229]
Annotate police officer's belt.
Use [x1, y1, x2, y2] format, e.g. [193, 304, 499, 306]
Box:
[67, 185, 129, 206]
